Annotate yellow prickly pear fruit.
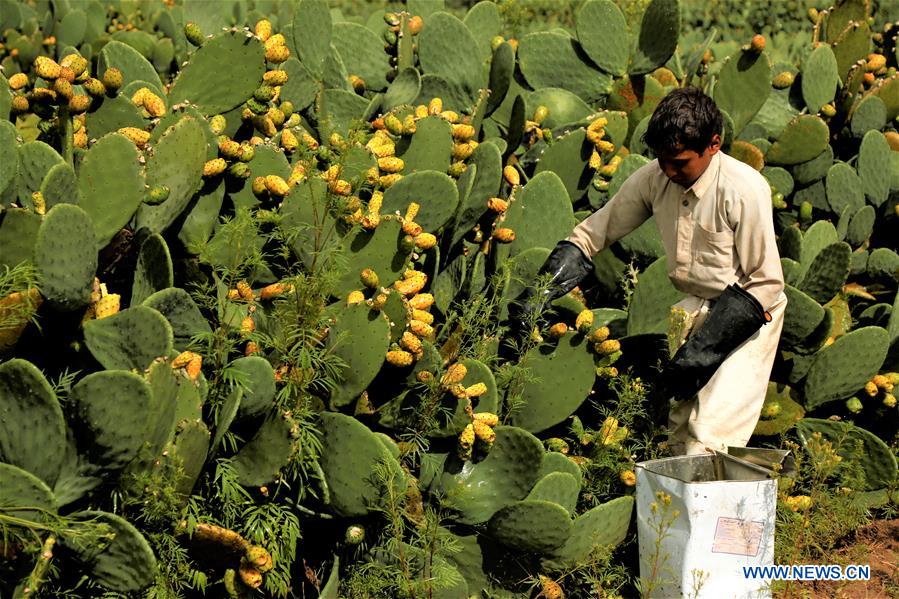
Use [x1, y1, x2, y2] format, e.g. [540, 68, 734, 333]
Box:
[533, 104, 549, 125]
[587, 116, 608, 132]
[378, 156, 404, 173]
[409, 319, 433, 338]
[872, 374, 889, 389]
[441, 363, 467, 386]
[254, 19, 272, 42]
[218, 138, 242, 159]
[386, 349, 414, 366]
[347, 290, 365, 305]
[94, 293, 121, 319]
[10, 95, 29, 114]
[371, 292, 388, 310]
[595, 339, 620, 355]
[548, 322, 568, 339]
[280, 128, 299, 152]
[414, 104, 429, 119]
[403, 114, 417, 134]
[428, 97, 443, 115]
[73, 129, 88, 148]
[749, 34, 765, 53]
[414, 233, 437, 250]
[251, 176, 268, 197]
[238, 561, 263, 589]
[8, 73, 27, 90]
[772, 71, 794, 89]
[288, 163, 307, 187]
[240, 315, 255, 337]
[118, 127, 151, 148]
[379, 174, 402, 188]
[53, 78, 73, 100]
[439, 110, 459, 123]
[143, 91, 166, 117]
[265, 44, 290, 63]
[576, 309, 594, 333]
[486, 197, 508, 213]
[452, 141, 478, 161]
[60, 54, 88, 77]
[400, 331, 423, 354]
[384, 114, 404, 135]
[329, 179, 352, 196]
[493, 228, 516, 243]
[236, 280, 254, 301]
[820, 103, 836, 118]
[203, 158, 227, 177]
[82, 77, 105, 97]
[619, 470, 636, 486]
[172, 350, 197, 369]
[538, 575, 564, 599]
[360, 268, 380, 289]
[264, 34, 286, 50]
[31, 191, 46, 215]
[402, 220, 423, 237]
[503, 165, 520, 186]
[349, 74, 366, 94]
[263, 69, 289, 85]
[186, 354, 203, 381]
[31, 87, 57, 103]
[245, 546, 273, 573]
[472, 412, 498, 426]
[595, 139, 615, 154]
[447, 162, 467, 178]
[459, 423, 475, 450]
[589, 150, 603, 170]
[884, 393, 897, 408]
[451, 123, 476, 141]
[465, 383, 488, 399]
[472, 419, 496, 445]
[68, 94, 90, 114]
[209, 114, 227, 135]
[411, 308, 433, 324]
[34, 56, 61, 79]
[102, 67, 123, 92]
[866, 53, 886, 72]
[265, 175, 290, 197]
[409, 293, 434, 310]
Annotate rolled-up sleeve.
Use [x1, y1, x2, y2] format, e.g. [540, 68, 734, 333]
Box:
[729, 180, 784, 310]
[566, 165, 653, 258]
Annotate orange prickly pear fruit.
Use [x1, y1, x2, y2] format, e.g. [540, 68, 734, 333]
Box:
[595, 339, 620, 355]
[245, 545, 273, 573]
[265, 44, 290, 63]
[772, 71, 794, 89]
[347, 290, 365, 305]
[240, 315, 255, 337]
[414, 233, 437, 250]
[473, 412, 498, 426]
[265, 175, 290, 197]
[238, 560, 263, 589]
[466, 383, 488, 398]
[409, 293, 434, 310]
[411, 308, 433, 324]
[589, 326, 610, 343]
[8, 73, 28, 90]
[548, 322, 568, 339]
[118, 127, 150, 148]
[503, 165, 520, 186]
[487, 197, 508, 213]
[493, 228, 516, 243]
[451, 123, 476, 141]
[472, 419, 495, 444]
[749, 34, 765, 53]
[263, 70, 289, 85]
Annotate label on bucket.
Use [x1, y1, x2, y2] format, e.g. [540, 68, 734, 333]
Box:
[711, 517, 764, 556]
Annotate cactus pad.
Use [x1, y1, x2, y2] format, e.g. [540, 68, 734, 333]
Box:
[142, 287, 210, 351]
[0, 359, 66, 487]
[34, 203, 97, 311]
[326, 302, 390, 408]
[487, 499, 573, 554]
[803, 326, 888, 409]
[542, 496, 634, 571]
[83, 306, 174, 371]
[796, 418, 897, 490]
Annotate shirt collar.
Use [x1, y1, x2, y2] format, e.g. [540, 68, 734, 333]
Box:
[686, 152, 720, 198]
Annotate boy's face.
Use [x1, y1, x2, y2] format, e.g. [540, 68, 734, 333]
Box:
[656, 134, 721, 188]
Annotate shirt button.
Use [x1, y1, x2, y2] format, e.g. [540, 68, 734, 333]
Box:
[682, 199, 689, 206]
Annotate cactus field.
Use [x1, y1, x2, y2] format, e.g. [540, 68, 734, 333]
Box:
[0, 0, 898, 596]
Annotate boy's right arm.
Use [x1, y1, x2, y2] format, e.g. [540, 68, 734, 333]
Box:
[509, 167, 653, 336]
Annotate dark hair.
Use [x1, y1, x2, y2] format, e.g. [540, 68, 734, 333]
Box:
[641, 87, 722, 155]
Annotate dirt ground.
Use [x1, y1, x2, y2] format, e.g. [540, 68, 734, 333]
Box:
[775, 519, 899, 598]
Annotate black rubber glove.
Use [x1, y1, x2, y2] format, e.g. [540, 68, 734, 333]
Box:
[509, 240, 594, 338]
[658, 284, 771, 401]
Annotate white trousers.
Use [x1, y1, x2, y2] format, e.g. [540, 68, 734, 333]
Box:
[667, 291, 787, 456]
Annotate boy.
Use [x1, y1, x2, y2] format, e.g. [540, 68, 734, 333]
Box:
[514, 87, 786, 455]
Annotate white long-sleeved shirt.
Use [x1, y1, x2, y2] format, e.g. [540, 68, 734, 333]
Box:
[566, 152, 784, 310]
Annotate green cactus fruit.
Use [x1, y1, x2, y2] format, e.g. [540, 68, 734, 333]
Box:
[345, 525, 365, 545]
[102, 67, 123, 92]
[146, 184, 170, 205]
[772, 71, 795, 89]
[184, 22, 205, 47]
[845, 396, 863, 413]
